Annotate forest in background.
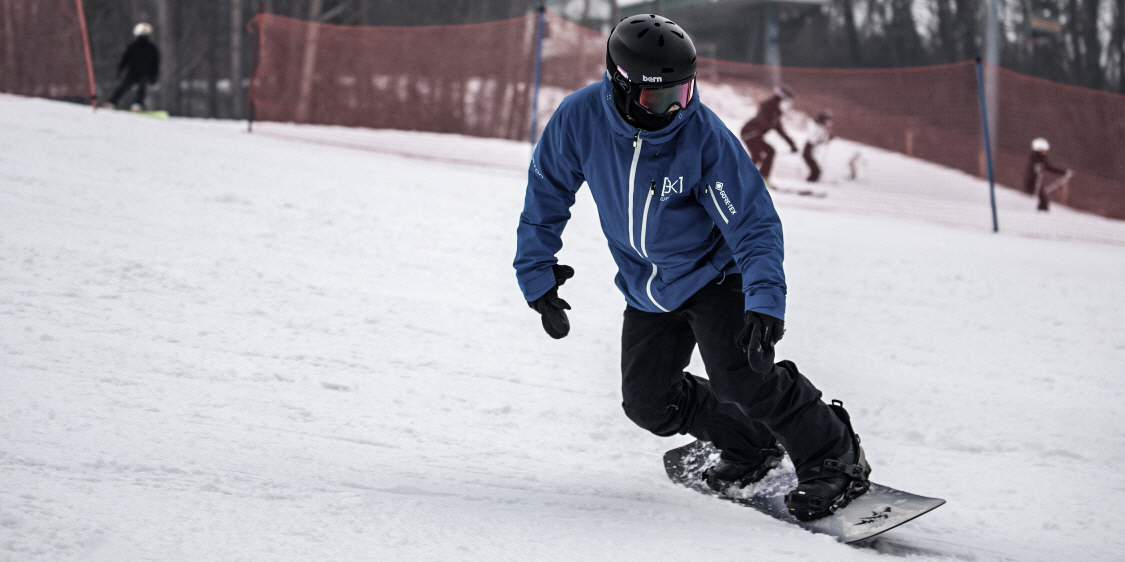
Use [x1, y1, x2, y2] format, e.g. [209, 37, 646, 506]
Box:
[81, 0, 1124, 119]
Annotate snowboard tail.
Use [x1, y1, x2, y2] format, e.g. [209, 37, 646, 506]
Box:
[664, 440, 944, 544]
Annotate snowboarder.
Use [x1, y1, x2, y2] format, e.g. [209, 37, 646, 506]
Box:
[1023, 137, 1070, 212]
[803, 110, 834, 183]
[740, 86, 799, 182]
[514, 14, 870, 522]
[103, 23, 160, 111]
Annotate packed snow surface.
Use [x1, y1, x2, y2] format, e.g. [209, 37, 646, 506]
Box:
[2, 94, 1124, 562]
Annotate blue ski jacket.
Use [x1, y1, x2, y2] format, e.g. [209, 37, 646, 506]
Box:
[514, 75, 786, 319]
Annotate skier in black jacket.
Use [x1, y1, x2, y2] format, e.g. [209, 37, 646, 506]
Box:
[1023, 137, 1070, 211]
[104, 23, 160, 111]
[740, 86, 798, 182]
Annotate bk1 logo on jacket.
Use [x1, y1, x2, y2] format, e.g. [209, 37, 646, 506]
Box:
[661, 176, 684, 200]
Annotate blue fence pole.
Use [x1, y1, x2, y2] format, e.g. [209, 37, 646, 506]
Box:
[974, 56, 999, 233]
[529, 7, 546, 146]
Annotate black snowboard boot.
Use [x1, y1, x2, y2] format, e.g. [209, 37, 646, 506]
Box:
[784, 400, 871, 521]
[702, 444, 785, 492]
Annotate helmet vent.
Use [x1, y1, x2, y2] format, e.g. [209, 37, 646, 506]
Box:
[658, 34, 665, 46]
[638, 28, 649, 37]
[630, 19, 645, 24]
[671, 31, 684, 39]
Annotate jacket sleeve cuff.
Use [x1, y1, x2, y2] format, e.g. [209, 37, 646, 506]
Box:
[519, 268, 558, 303]
[745, 291, 785, 320]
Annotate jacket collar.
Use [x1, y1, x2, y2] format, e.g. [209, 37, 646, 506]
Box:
[599, 74, 698, 145]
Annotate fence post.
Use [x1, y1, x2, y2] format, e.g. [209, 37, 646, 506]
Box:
[975, 56, 999, 233]
[74, 0, 97, 110]
[529, 6, 546, 146]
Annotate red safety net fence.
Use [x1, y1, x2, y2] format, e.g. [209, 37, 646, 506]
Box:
[248, 11, 1125, 225]
[0, 0, 95, 102]
[247, 12, 603, 140]
[994, 68, 1125, 221]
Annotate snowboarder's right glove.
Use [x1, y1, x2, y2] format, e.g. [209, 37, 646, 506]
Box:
[527, 264, 574, 339]
[736, 311, 785, 373]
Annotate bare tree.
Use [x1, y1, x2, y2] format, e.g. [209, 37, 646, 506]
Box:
[962, 0, 981, 60]
[154, 0, 177, 112]
[887, 0, 925, 65]
[1078, 0, 1104, 89]
[1114, 0, 1125, 92]
[933, 0, 959, 62]
[231, 0, 244, 118]
[840, 0, 864, 65]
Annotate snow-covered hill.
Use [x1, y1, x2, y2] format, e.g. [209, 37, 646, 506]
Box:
[2, 94, 1124, 561]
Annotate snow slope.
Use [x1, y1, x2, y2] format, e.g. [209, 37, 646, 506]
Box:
[2, 94, 1124, 562]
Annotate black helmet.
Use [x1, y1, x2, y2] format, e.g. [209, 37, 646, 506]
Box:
[608, 14, 696, 87]
[607, 14, 697, 121]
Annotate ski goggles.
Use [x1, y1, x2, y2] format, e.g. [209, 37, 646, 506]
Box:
[636, 78, 695, 115]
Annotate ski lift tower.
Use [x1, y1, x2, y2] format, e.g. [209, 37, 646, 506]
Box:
[615, 0, 831, 87]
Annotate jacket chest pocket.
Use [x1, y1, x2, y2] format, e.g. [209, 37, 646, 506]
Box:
[635, 156, 703, 259]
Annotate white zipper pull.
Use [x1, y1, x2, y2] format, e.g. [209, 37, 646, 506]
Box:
[633, 132, 639, 148]
[650, 180, 656, 195]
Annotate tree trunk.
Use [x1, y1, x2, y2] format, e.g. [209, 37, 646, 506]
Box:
[1116, 0, 1125, 93]
[934, 0, 957, 62]
[1081, 0, 1103, 89]
[889, 0, 924, 65]
[207, 5, 220, 118]
[154, 0, 177, 112]
[840, 0, 863, 65]
[953, 0, 978, 60]
[231, 0, 244, 119]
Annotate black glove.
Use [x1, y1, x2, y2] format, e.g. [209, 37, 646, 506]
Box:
[527, 265, 575, 339]
[736, 311, 785, 372]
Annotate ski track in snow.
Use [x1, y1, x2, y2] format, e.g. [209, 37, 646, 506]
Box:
[1, 94, 1124, 562]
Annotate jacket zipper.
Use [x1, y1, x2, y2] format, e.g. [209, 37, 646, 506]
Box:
[627, 132, 642, 256]
[627, 131, 669, 312]
[640, 180, 655, 257]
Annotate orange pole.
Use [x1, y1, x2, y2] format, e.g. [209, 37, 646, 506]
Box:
[74, 0, 97, 110]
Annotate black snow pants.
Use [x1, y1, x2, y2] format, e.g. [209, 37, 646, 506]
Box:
[620, 274, 850, 475]
[109, 73, 150, 108]
[743, 136, 776, 179]
[803, 142, 821, 183]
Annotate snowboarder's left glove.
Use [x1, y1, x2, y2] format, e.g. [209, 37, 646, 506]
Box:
[737, 311, 785, 372]
[527, 265, 574, 339]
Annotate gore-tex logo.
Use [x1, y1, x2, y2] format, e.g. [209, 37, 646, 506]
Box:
[660, 176, 683, 200]
[642, 75, 663, 83]
[714, 182, 737, 214]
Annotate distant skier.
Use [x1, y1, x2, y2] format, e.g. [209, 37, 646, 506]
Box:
[515, 14, 871, 522]
[740, 86, 798, 183]
[103, 23, 160, 111]
[802, 109, 834, 183]
[1023, 137, 1070, 212]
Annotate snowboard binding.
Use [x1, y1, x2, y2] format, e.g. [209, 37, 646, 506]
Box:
[784, 400, 871, 521]
[702, 445, 785, 492]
